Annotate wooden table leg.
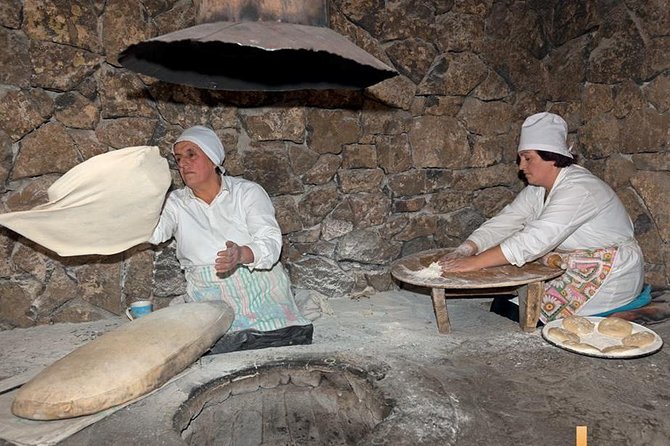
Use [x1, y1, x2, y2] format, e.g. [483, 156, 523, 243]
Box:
[431, 288, 450, 334]
[518, 281, 543, 332]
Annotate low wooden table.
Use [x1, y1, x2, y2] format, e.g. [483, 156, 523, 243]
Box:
[390, 248, 564, 333]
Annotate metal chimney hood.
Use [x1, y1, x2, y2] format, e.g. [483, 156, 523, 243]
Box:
[118, 0, 397, 91]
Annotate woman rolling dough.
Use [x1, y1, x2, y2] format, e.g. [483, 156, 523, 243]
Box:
[438, 112, 644, 324]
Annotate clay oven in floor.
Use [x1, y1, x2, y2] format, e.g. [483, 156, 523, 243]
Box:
[173, 359, 392, 445]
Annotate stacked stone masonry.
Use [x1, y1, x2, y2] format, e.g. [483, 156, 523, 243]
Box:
[0, 0, 668, 327]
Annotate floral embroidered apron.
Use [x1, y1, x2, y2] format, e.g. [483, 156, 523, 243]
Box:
[184, 262, 310, 332]
[540, 247, 618, 323]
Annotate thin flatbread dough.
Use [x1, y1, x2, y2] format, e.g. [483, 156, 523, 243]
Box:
[597, 317, 633, 339]
[562, 340, 601, 354]
[12, 302, 234, 420]
[546, 327, 580, 344]
[622, 331, 656, 348]
[601, 345, 636, 354]
[0, 146, 171, 256]
[562, 316, 595, 335]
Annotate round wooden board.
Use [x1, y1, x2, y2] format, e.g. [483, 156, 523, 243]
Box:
[391, 248, 564, 289]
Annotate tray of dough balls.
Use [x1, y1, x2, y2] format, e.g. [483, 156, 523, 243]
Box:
[542, 315, 663, 358]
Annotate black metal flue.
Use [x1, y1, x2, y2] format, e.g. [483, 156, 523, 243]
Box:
[119, 0, 397, 91]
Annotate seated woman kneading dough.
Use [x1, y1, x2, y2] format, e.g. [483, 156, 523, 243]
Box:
[150, 126, 312, 353]
[438, 112, 644, 324]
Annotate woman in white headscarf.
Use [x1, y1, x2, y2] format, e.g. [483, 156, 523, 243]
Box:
[150, 126, 312, 352]
[438, 112, 645, 323]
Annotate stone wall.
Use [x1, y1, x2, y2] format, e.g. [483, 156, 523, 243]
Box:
[0, 0, 668, 328]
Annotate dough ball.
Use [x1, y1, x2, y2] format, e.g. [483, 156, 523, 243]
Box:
[597, 317, 633, 339]
[563, 340, 601, 354]
[546, 327, 580, 344]
[562, 316, 595, 335]
[601, 345, 636, 354]
[622, 331, 656, 348]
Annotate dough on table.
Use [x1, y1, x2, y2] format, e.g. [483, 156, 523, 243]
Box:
[0, 146, 170, 256]
[562, 340, 600, 354]
[412, 261, 444, 279]
[597, 317, 633, 339]
[562, 316, 595, 335]
[622, 331, 656, 348]
[546, 327, 580, 344]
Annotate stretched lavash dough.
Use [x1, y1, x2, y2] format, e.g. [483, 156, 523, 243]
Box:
[0, 146, 171, 256]
[12, 301, 234, 420]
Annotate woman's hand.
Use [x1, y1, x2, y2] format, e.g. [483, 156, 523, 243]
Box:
[215, 241, 240, 273]
[438, 245, 509, 272]
[438, 255, 481, 272]
[439, 240, 478, 261]
[215, 241, 255, 273]
[436, 240, 479, 271]
[540, 252, 568, 269]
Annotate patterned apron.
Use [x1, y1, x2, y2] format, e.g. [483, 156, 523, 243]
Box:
[540, 247, 618, 323]
[184, 262, 310, 332]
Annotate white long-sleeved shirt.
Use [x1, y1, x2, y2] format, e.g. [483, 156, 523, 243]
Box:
[468, 164, 644, 314]
[149, 175, 282, 270]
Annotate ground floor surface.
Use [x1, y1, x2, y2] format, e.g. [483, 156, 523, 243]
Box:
[1, 290, 668, 445]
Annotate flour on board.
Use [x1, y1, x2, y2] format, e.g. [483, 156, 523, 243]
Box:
[410, 261, 444, 279]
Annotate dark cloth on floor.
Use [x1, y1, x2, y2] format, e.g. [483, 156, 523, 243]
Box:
[490, 297, 544, 327]
[207, 324, 314, 355]
[490, 296, 519, 322]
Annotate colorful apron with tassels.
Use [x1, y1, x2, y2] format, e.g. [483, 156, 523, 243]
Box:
[184, 263, 310, 332]
[540, 247, 618, 323]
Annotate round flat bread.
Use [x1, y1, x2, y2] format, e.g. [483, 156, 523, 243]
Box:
[562, 316, 595, 335]
[622, 331, 656, 348]
[546, 327, 580, 344]
[601, 345, 637, 354]
[597, 317, 633, 339]
[563, 340, 601, 354]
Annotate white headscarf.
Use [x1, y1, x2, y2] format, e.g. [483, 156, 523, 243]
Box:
[518, 112, 573, 159]
[174, 126, 225, 166]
